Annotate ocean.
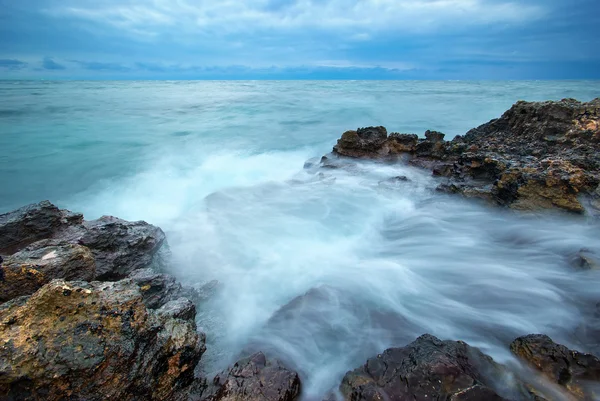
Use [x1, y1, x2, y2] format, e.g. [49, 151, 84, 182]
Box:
[1, 80, 600, 398]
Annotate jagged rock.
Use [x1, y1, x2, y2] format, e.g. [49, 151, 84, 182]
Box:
[0, 201, 82, 255]
[333, 126, 388, 158]
[328, 98, 600, 213]
[339, 334, 534, 401]
[0, 201, 166, 281]
[128, 268, 185, 309]
[510, 334, 600, 399]
[201, 352, 301, 401]
[61, 215, 166, 280]
[158, 298, 197, 321]
[0, 242, 95, 302]
[0, 279, 205, 401]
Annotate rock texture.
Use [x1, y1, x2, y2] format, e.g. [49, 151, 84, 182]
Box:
[511, 334, 600, 400]
[0, 242, 95, 302]
[329, 98, 600, 213]
[0, 279, 205, 401]
[200, 352, 301, 401]
[339, 334, 535, 401]
[0, 201, 166, 304]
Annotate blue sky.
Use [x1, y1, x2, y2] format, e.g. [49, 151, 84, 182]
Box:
[0, 0, 598, 79]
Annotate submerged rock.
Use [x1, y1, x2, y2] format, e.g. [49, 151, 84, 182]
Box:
[329, 98, 600, 213]
[0, 279, 205, 401]
[199, 352, 301, 401]
[510, 334, 600, 399]
[339, 334, 537, 401]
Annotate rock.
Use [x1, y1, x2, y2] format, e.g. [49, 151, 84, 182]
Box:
[0, 242, 95, 303]
[569, 248, 600, 270]
[128, 268, 185, 309]
[333, 127, 388, 158]
[158, 298, 197, 321]
[201, 352, 301, 401]
[0, 201, 82, 255]
[510, 334, 600, 399]
[328, 98, 600, 213]
[339, 334, 530, 401]
[65, 215, 167, 280]
[387, 133, 418, 153]
[0, 279, 205, 401]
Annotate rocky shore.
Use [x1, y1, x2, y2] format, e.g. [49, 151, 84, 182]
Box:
[2, 98, 600, 400]
[325, 98, 600, 214]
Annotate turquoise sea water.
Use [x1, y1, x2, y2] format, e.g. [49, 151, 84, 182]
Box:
[1, 80, 600, 399]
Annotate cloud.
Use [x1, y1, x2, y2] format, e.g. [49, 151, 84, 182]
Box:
[71, 60, 131, 72]
[49, 0, 544, 38]
[42, 56, 66, 70]
[0, 59, 27, 70]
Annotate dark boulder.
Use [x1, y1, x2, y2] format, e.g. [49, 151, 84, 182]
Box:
[0, 242, 95, 303]
[510, 334, 600, 399]
[128, 268, 185, 309]
[0, 201, 82, 255]
[339, 334, 535, 401]
[0, 279, 205, 401]
[62, 215, 166, 280]
[200, 352, 301, 401]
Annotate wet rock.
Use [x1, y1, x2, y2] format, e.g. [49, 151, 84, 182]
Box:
[340, 334, 517, 401]
[333, 126, 388, 158]
[510, 334, 600, 399]
[158, 298, 197, 321]
[0, 242, 95, 303]
[569, 249, 600, 270]
[63, 215, 167, 280]
[201, 352, 301, 401]
[128, 268, 185, 309]
[0, 279, 205, 401]
[328, 98, 600, 213]
[0, 201, 166, 280]
[0, 201, 82, 255]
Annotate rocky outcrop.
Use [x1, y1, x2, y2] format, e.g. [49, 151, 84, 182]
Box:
[0, 242, 95, 303]
[0, 201, 82, 255]
[199, 352, 301, 401]
[339, 334, 540, 401]
[328, 98, 600, 213]
[510, 334, 600, 400]
[0, 201, 166, 304]
[0, 279, 205, 401]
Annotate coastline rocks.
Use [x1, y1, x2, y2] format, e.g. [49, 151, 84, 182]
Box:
[200, 352, 301, 401]
[0, 201, 166, 303]
[0, 243, 95, 302]
[329, 98, 600, 213]
[0, 201, 82, 255]
[339, 334, 533, 401]
[510, 334, 600, 399]
[0, 279, 205, 401]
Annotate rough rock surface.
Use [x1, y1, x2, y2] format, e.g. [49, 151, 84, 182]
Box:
[0, 201, 82, 255]
[0, 201, 166, 304]
[0, 242, 95, 302]
[329, 98, 600, 213]
[339, 334, 534, 401]
[511, 334, 600, 399]
[0, 279, 205, 401]
[128, 268, 186, 309]
[200, 352, 301, 401]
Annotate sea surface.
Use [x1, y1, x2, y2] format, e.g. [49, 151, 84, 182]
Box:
[1, 80, 600, 399]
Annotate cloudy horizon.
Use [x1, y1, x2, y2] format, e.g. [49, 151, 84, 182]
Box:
[1, 0, 598, 79]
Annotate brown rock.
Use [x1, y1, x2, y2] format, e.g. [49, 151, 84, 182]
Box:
[333, 126, 388, 158]
[0, 242, 95, 303]
[510, 334, 600, 400]
[0, 279, 205, 401]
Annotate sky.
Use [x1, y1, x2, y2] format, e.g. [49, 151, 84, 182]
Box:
[0, 0, 599, 79]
